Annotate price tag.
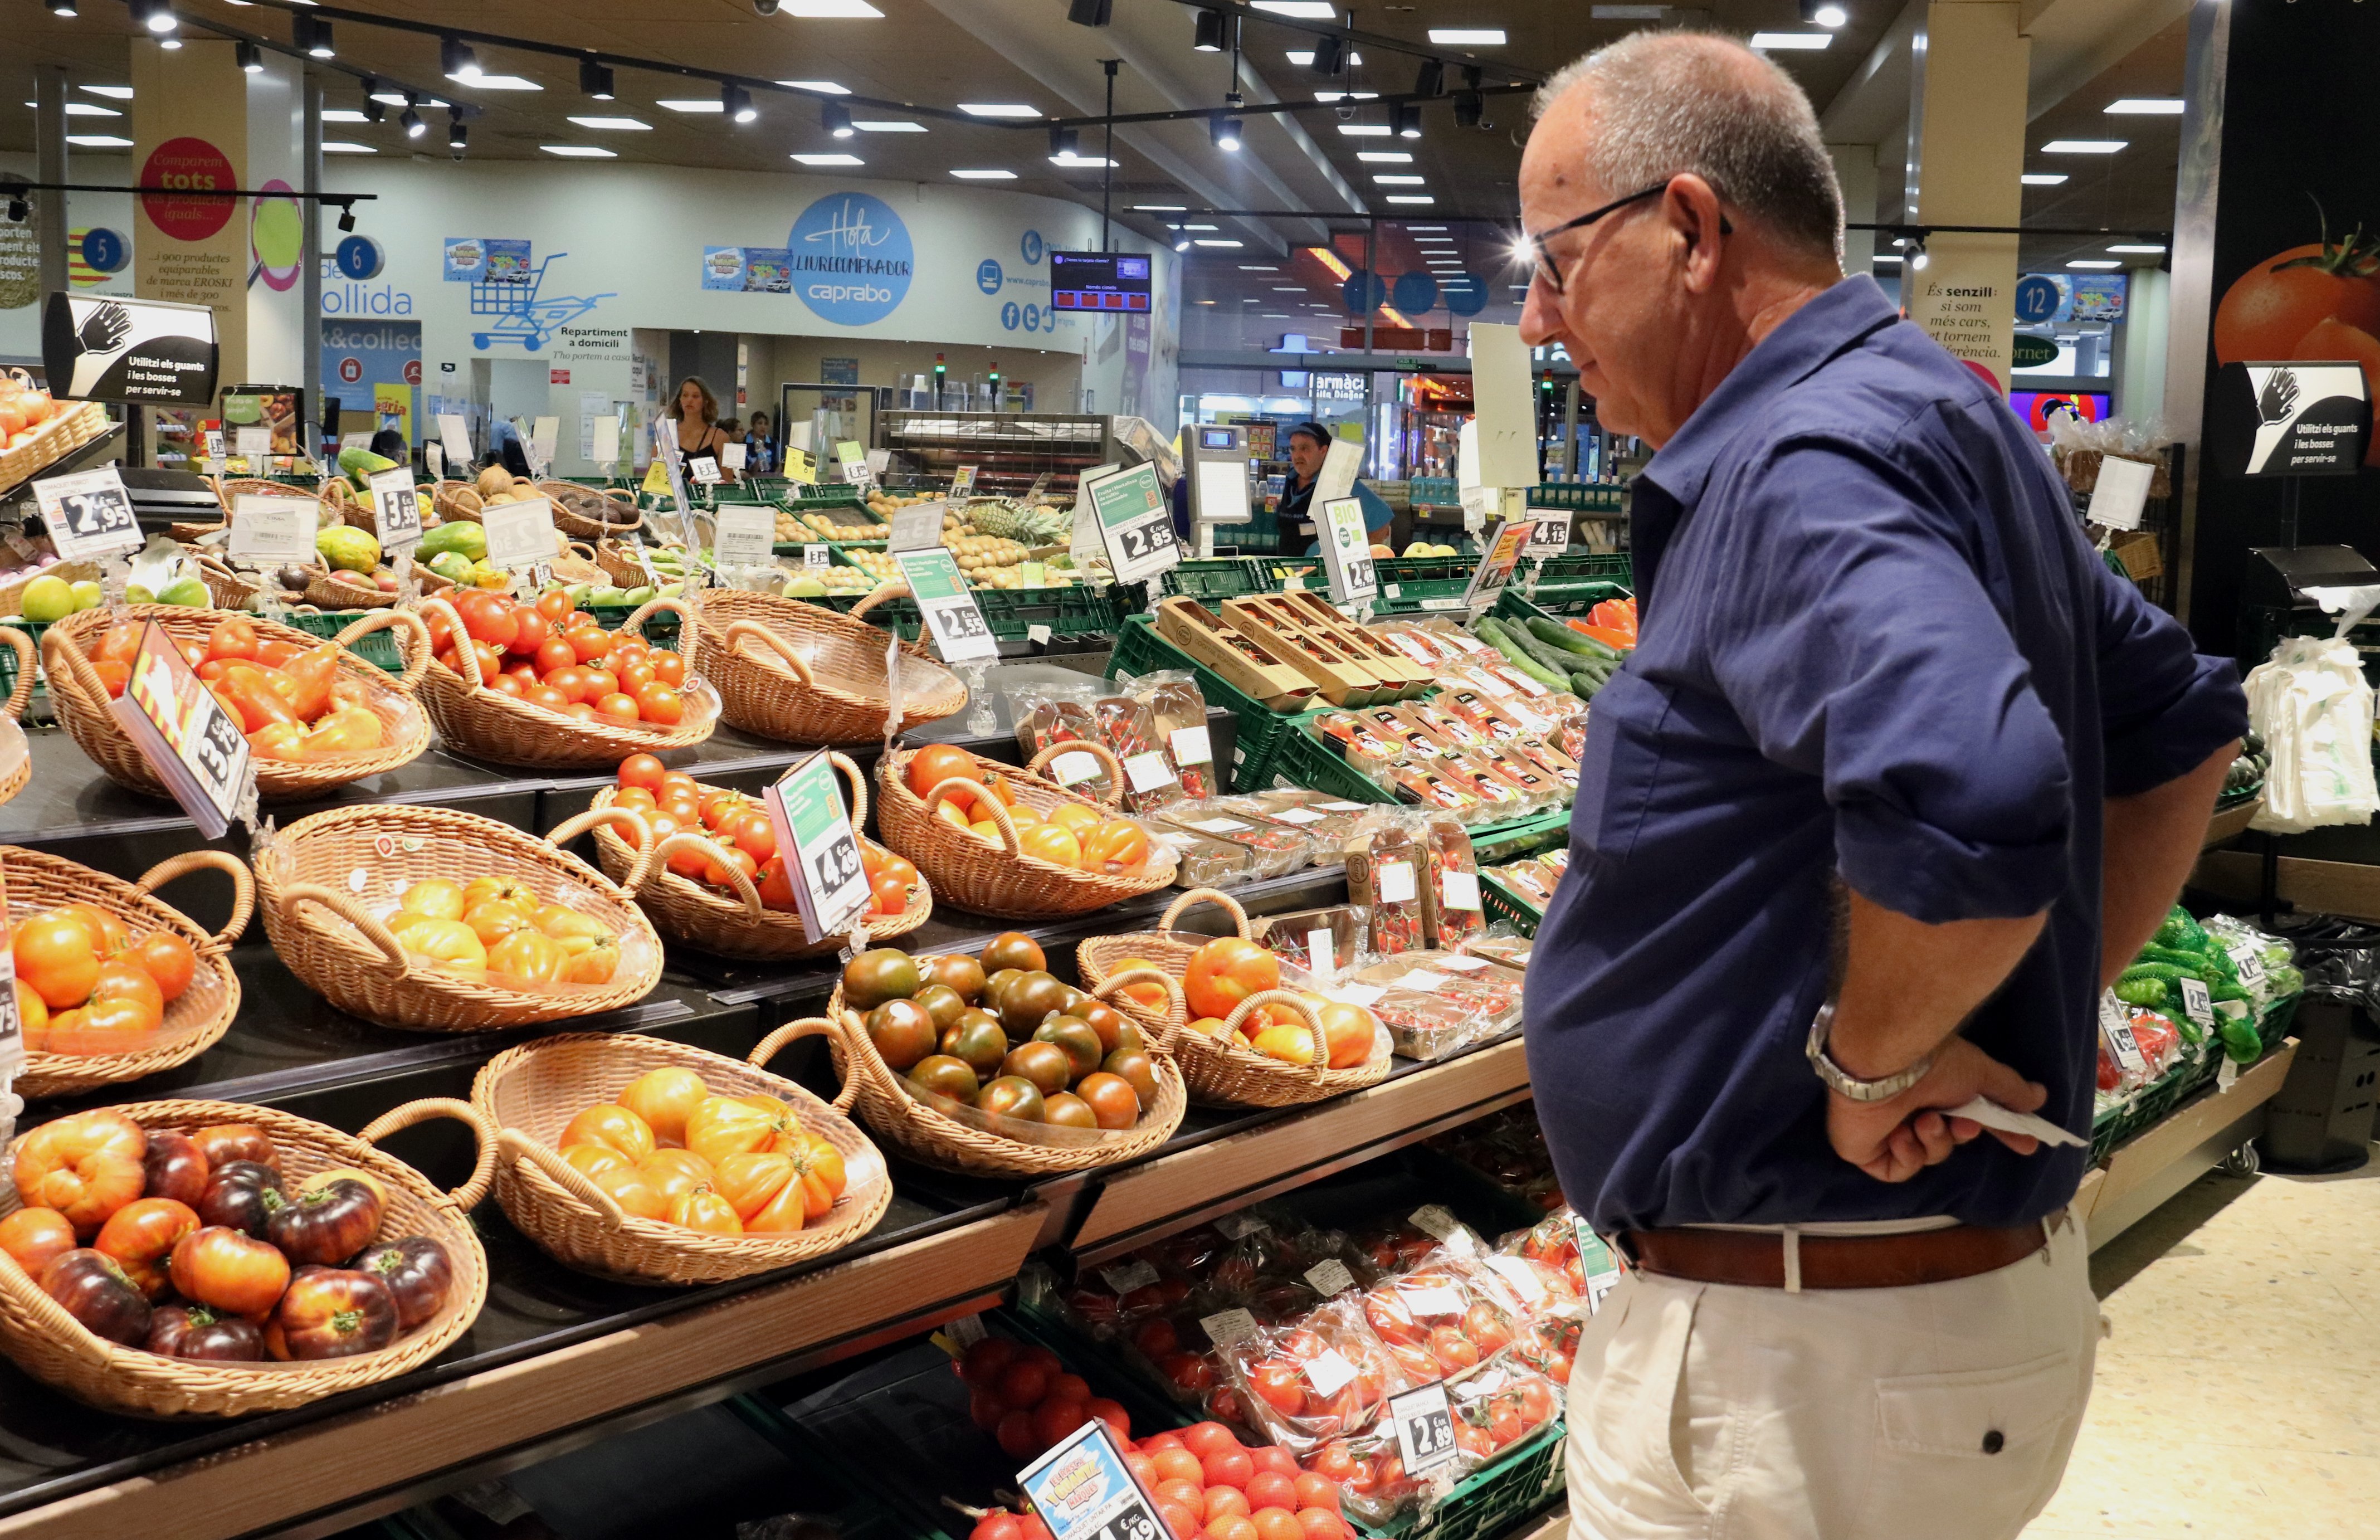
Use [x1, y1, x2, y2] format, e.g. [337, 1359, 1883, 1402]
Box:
[945, 1313, 988, 1349]
[1436, 954, 1489, 972]
[112, 620, 253, 839]
[1395, 969, 1450, 992]
[1485, 1254, 1548, 1305]
[721, 440, 748, 472]
[0, 930, 21, 1079]
[1017, 1421, 1169, 1540]
[227, 492, 320, 564]
[1524, 510, 1572, 558]
[1199, 1308, 1261, 1348]
[1100, 1259, 1160, 1295]
[952, 465, 979, 498]
[1214, 1213, 1270, 1240]
[867, 449, 890, 480]
[1307, 927, 1335, 977]
[593, 416, 622, 465]
[2179, 977, 2215, 1025]
[1267, 807, 1324, 826]
[1027, 623, 1053, 645]
[233, 425, 273, 459]
[1049, 749, 1103, 787]
[1022, 561, 1048, 588]
[2227, 943, 2268, 989]
[1578, 1227, 1625, 1314]
[481, 495, 557, 571]
[202, 427, 225, 459]
[714, 504, 776, 568]
[1083, 462, 1181, 584]
[1323, 982, 1386, 1007]
[763, 750, 872, 943]
[1192, 817, 1250, 834]
[1315, 496, 1378, 604]
[1302, 1349, 1357, 1398]
[2099, 994, 2148, 1073]
[889, 499, 947, 553]
[1386, 1380, 1459, 1475]
[33, 466, 143, 561]
[804, 544, 832, 569]
[1304, 1259, 1355, 1295]
[1440, 870, 1482, 910]
[368, 466, 425, 553]
[687, 454, 722, 486]
[437, 413, 475, 469]
[785, 446, 816, 483]
[1125, 752, 1177, 795]
[1169, 725, 1214, 767]
[1376, 860, 1418, 905]
[529, 416, 560, 476]
[1399, 1283, 1464, 1319]
[834, 440, 871, 488]
[894, 547, 999, 662]
[1408, 1204, 1460, 1241]
[1317, 800, 1366, 812]
[1461, 518, 1533, 613]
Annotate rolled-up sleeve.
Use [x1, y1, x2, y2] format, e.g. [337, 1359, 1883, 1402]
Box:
[1706, 441, 2073, 924]
[2095, 560, 2247, 796]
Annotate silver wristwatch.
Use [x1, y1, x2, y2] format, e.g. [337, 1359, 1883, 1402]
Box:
[1805, 1001, 1934, 1102]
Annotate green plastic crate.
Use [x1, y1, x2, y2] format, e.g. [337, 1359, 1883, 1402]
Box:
[1108, 613, 1308, 792]
[280, 610, 406, 672]
[823, 581, 1124, 642]
[1372, 576, 1475, 613]
[1160, 558, 1279, 600]
[1374, 553, 1476, 584]
[1521, 578, 1632, 618]
[0, 618, 50, 703]
[1528, 552, 1632, 587]
[1480, 869, 1545, 938]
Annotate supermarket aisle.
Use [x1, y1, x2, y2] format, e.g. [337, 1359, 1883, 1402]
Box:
[2027, 1153, 2380, 1536]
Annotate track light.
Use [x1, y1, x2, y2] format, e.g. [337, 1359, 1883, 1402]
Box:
[4, 197, 26, 223]
[132, 0, 176, 34]
[723, 82, 757, 123]
[236, 39, 262, 73]
[1050, 124, 1080, 157]
[1801, 0, 1849, 23]
[1413, 60, 1444, 98]
[756, 0, 781, 12]
[1192, 8, 1225, 51]
[825, 101, 854, 138]
[1067, 0, 1113, 23]
[401, 100, 426, 139]
[442, 37, 481, 83]
[48, 0, 76, 18]
[336, 202, 356, 233]
[1310, 36, 1343, 75]
[449, 109, 467, 153]
[362, 85, 384, 123]
[1393, 101, 1421, 139]
[1174, 237, 1191, 252]
[1212, 115, 1242, 152]
[1452, 90, 1482, 128]
[299, 17, 335, 60]
[579, 58, 614, 100]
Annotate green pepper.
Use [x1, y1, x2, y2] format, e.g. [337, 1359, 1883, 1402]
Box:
[2113, 975, 2170, 1007]
[2218, 1017, 2262, 1064]
[2118, 962, 2193, 985]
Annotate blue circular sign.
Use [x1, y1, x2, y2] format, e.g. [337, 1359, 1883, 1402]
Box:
[1021, 229, 1044, 265]
[77, 227, 127, 276]
[2015, 274, 2062, 324]
[1023, 304, 1042, 333]
[977, 258, 1004, 295]
[333, 233, 385, 281]
[788, 192, 914, 326]
[1340, 271, 1387, 316]
[1441, 271, 1488, 317]
[1391, 271, 1440, 315]
[1002, 300, 1022, 330]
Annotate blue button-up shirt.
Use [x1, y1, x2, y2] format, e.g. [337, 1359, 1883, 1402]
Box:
[1523, 276, 2247, 1234]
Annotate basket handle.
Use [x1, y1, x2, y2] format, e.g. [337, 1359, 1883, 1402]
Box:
[620, 593, 694, 645]
[359, 1098, 500, 1212]
[724, 618, 814, 688]
[0, 625, 34, 723]
[567, 540, 597, 563]
[281, 882, 410, 978]
[751, 1015, 864, 1114]
[499, 1127, 630, 1230]
[922, 777, 1021, 859]
[638, 829, 763, 917]
[334, 606, 434, 694]
[829, 750, 869, 827]
[1159, 887, 1253, 940]
[1029, 740, 1127, 808]
[1095, 967, 1188, 1040]
[136, 850, 255, 953]
[550, 803, 656, 890]
[414, 595, 484, 687]
[1219, 989, 1330, 1083]
[39, 622, 114, 719]
[850, 582, 911, 621]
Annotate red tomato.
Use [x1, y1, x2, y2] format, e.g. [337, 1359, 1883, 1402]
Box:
[527, 684, 571, 711]
[614, 786, 657, 812]
[565, 703, 598, 722]
[619, 754, 666, 792]
[610, 640, 650, 669]
[424, 611, 453, 654]
[660, 772, 698, 798]
[635, 683, 685, 725]
[535, 637, 577, 675]
[504, 662, 540, 691]
[596, 693, 640, 723]
[870, 870, 908, 915]
[545, 665, 590, 703]
[456, 592, 518, 650]
[570, 627, 614, 663]
[2215, 235, 2380, 367]
[491, 675, 526, 698]
[652, 651, 686, 686]
[469, 641, 503, 683]
[510, 609, 549, 656]
[581, 667, 619, 700]
[729, 812, 777, 865]
[617, 660, 656, 694]
[535, 588, 573, 623]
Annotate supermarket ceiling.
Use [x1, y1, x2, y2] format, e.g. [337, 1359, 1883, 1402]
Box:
[4, 0, 2183, 265]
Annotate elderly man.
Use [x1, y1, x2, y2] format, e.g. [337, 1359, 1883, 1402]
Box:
[1516, 33, 2245, 1539]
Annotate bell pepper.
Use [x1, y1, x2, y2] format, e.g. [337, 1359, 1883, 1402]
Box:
[248, 721, 309, 761]
[299, 705, 382, 759]
[94, 622, 146, 667]
[1565, 622, 1637, 652]
[206, 617, 260, 663]
[253, 638, 304, 669]
[273, 644, 340, 722]
[214, 664, 301, 733]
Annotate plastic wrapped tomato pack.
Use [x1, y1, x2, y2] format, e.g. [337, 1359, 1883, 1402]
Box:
[1222, 1294, 1411, 1456]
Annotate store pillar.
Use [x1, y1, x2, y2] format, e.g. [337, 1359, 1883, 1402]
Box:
[1902, 0, 2028, 389]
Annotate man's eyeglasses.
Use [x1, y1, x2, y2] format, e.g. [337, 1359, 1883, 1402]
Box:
[1524, 183, 1732, 295]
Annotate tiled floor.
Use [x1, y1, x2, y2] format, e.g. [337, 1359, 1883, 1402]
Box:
[2026, 1149, 2380, 1536]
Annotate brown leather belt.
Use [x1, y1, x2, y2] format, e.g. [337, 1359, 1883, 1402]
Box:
[1621, 1221, 2048, 1290]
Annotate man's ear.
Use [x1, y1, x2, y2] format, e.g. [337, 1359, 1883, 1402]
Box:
[1664, 174, 1728, 293]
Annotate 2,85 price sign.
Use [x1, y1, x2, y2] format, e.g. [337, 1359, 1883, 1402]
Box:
[1083, 461, 1181, 585]
[1018, 1420, 1168, 1540]
[111, 621, 253, 838]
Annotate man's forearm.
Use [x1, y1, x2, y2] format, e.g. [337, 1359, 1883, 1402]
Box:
[1826, 888, 2047, 1080]
[2100, 742, 2240, 988]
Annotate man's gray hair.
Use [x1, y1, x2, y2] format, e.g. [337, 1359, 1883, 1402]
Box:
[1535, 32, 1843, 259]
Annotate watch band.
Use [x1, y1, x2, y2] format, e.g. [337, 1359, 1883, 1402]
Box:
[1805, 1002, 1935, 1102]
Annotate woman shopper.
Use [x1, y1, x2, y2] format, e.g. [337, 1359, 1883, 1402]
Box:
[668, 376, 735, 477]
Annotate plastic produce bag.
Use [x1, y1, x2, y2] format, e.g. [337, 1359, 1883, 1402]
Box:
[1219, 1294, 1411, 1456]
[2245, 635, 2379, 833]
[1132, 670, 1219, 800]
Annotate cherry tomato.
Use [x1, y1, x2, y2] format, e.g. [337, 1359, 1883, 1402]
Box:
[536, 588, 573, 623]
[610, 640, 651, 669]
[729, 812, 777, 865]
[596, 693, 640, 724]
[528, 684, 571, 712]
[617, 660, 656, 694]
[545, 665, 590, 703]
[510, 609, 550, 656]
[570, 628, 614, 664]
[565, 703, 598, 722]
[491, 675, 526, 698]
[535, 637, 577, 675]
[614, 786, 657, 812]
[581, 667, 619, 700]
[705, 846, 760, 889]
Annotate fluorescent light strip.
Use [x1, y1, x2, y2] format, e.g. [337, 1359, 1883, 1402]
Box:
[1238, 265, 1279, 271]
[1749, 32, 1831, 48]
[1427, 28, 1505, 43]
[781, 0, 884, 14]
[65, 134, 132, 147]
[1287, 50, 1362, 65]
[1386, 195, 1434, 204]
[543, 145, 616, 157]
[1134, 203, 1187, 211]
[321, 141, 378, 153]
[1194, 239, 1243, 247]
[320, 108, 367, 123]
[2021, 173, 2069, 185]
[64, 103, 122, 117]
[569, 116, 652, 130]
[2067, 260, 2121, 269]
[659, 99, 723, 113]
[80, 85, 133, 99]
[2105, 98, 2183, 114]
[1338, 124, 1391, 137]
[2106, 243, 2166, 254]
[950, 169, 1016, 179]
[960, 103, 1042, 118]
[854, 120, 925, 131]
[1050, 154, 1119, 167]
[2041, 139, 2125, 153]
[1357, 152, 1412, 163]
[792, 152, 865, 165]
[1374, 175, 1425, 185]
[776, 80, 850, 94]
[1252, 1, 1340, 16]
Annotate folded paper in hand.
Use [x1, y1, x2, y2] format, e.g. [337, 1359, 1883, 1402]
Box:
[1943, 1096, 2086, 1149]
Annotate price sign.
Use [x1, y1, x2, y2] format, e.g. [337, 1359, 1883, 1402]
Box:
[368, 466, 424, 552]
[1524, 510, 1572, 558]
[202, 427, 225, 460]
[481, 495, 557, 571]
[113, 621, 253, 838]
[1386, 1381, 1459, 1475]
[1017, 1421, 1168, 1540]
[1460, 518, 1532, 613]
[593, 415, 622, 465]
[2099, 993, 2148, 1075]
[835, 440, 872, 488]
[2227, 943, 2268, 990]
[687, 454, 722, 486]
[1199, 1308, 1261, 1348]
[714, 504, 776, 568]
[1315, 495, 1377, 604]
[529, 416, 560, 477]
[804, 544, 832, 569]
[33, 466, 143, 561]
[951, 465, 979, 498]
[2178, 976, 2215, 1026]
[437, 413, 475, 469]
[1304, 1258, 1355, 1295]
[233, 425, 273, 459]
[763, 750, 871, 942]
[721, 440, 748, 472]
[1170, 725, 1213, 768]
[1082, 461, 1180, 584]
[894, 547, 999, 662]
[227, 493, 320, 564]
[889, 499, 947, 553]
[785, 446, 816, 483]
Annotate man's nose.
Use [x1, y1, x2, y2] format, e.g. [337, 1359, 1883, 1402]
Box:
[1518, 279, 1562, 348]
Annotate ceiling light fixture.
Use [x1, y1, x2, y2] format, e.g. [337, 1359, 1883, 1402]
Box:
[1067, 0, 1112, 23]
[1338, 123, 1389, 137]
[1386, 194, 1433, 204]
[778, 80, 849, 95]
[1453, 90, 1483, 128]
[1393, 102, 1421, 139]
[1800, 0, 1849, 25]
[569, 115, 650, 129]
[542, 145, 616, 157]
[781, 0, 882, 13]
[401, 101, 426, 138]
[1374, 174, 1424, 184]
[1413, 60, 1445, 98]
[950, 168, 1016, 179]
[960, 103, 1041, 118]
[1134, 203, 1186, 211]
[1193, 8, 1225, 50]
[1212, 116, 1243, 152]
[442, 37, 481, 82]
[1427, 28, 1504, 43]
[2107, 243, 2166, 254]
[82, 85, 132, 99]
[826, 101, 854, 137]
[580, 59, 615, 99]
[1358, 151, 1412, 163]
[755, 0, 779, 12]
[791, 152, 864, 165]
[2021, 172, 2068, 185]
[2105, 98, 2184, 114]
[2041, 139, 2125, 153]
[336, 202, 357, 232]
[362, 95, 383, 123]
[1748, 32, 1830, 48]
[321, 142, 377, 154]
[1050, 124, 1079, 157]
[1310, 35, 1343, 74]
[2067, 259, 2121, 269]
[236, 40, 262, 72]
[48, 0, 75, 16]
[855, 120, 925, 131]
[449, 114, 468, 153]
[65, 133, 133, 146]
[132, 0, 175, 33]
[724, 83, 758, 123]
[293, 14, 332, 57]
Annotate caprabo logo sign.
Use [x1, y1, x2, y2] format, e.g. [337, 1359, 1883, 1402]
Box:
[788, 192, 913, 326]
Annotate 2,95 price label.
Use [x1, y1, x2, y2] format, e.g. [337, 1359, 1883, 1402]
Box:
[112, 620, 253, 839]
[1084, 461, 1181, 585]
[894, 547, 999, 663]
[763, 750, 871, 943]
[1386, 1380, 1459, 1475]
[368, 466, 425, 552]
[33, 466, 143, 562]
[1017, 1421, 1168, 1540]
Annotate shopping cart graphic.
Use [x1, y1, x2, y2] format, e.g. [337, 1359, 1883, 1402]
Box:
[470, 252, 615, 353]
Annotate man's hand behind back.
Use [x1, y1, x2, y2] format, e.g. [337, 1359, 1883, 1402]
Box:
[1827, 1037, 2047, 1183]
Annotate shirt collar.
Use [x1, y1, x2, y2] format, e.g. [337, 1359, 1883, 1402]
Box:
[1636, 275, 1901, 510]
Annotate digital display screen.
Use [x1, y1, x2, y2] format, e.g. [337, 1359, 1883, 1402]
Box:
[2009, 389, 2113, 433]
[1051, 250, 1153, 312]
[1198, 427, 1237, 450]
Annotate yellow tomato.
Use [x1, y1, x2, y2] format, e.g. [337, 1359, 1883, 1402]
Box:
[398, 879, 467, 921]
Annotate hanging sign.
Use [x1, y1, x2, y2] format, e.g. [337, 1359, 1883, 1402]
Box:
[113, 621, 253, 839]
[2212, 362, 2371, 477]
[1082, 461, 1181, 584]
[368, 466, 425, 552]
[40, 292, 218, 406]
[226, 493, 320, 566]
[763, 750, 871, 942]
[32, 466, 143, 562]
[894, 547, 999, 662]
[1316, 495, 1378, 605]
[714, 504, 776, 568]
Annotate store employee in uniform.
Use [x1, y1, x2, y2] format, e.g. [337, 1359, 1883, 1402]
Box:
[1275, 421, 1393, 553]
[1515, 33, 2244, 1540]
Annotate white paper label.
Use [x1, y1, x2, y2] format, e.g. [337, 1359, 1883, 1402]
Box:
[1307, 927, 1335, 977]
[1027, 624, 1053, 645]
[1099, 1260, 1160, 1295]
[1376, 860, 1418, 905]
[1395, 969, 1450, 992]
[2178, 977, 2214, 1025]
[234, 425, 274, 458]
[227, 493, 320, 564]
[1437, 954, 1489, 972]
[1124, 750, 1176, 793]
[33, 466, 143, 561]
[804, 544, 832, 568]
[368, 465, 424, 552]
[946, 1313, 987, 1348]
[1050, 750, 1102, 787]
[1302, 1348, 1357, 1398]
[1399, 1284, 1465, 1320]
[713, 504, 776, 568]
[1193, 817, 1251, 834]
[1324, 982, 1385, 1007]
[437, 413, 474, 467]
[721, 440, 748, 471]
[1408, 1204, 1460, 1241]
[889, 500, 946, 553]
[1169, 725, 1215, 767]
[1304, 1259, 1357, 1295]
[1318, 800, 1366, 812]
[1270, 807, 1327, 825]
[1200, 1307, 1261, 1348]
[2227, 943, 2269, 989]
[1440, 870, 1482, 910]
[1486, 1254, 1548, 1304]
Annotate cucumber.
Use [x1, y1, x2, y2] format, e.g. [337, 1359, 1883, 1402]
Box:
[1525, 616, 1623, 661]
[1476, 618, 1571, 692]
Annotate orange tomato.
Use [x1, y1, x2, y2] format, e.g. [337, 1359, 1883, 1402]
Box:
[684, 1094, 798, 1166]
[0, 1207, 76, 1276]
[397, 916, 487, 983]
[1048, 803, 1103, 835]
[15, 914, 98, 1010]
[559, 1142, 629, 1179]
[728, 812, 778, 866]
[1317, 1003, 1379, 1068]
[464, 899, 537, 948]
[617, 1066, 709, 1145]
[668, 1185, 743, 1234]
[936, 801, 973, 831]
[14, 978, 47, 1052]
[12, 1109, 145, 1236]
[463, 876, 538, 910]
[58, 904, 129, 958]
[487, 927, 569, 986]
[588, 1163, 669, 1221]
[87, 958, 164, 1020]
[907, 743, 980, 805]
[560, 1103, 657, 1164]
[710, 1150, 795, 1224]
[652, 651, 687, 686]
[875, 853, 919, 890]
[1108, 957, 1172, 1012]
[596, 693, 641, 724]
[128, 932, 197, 1003]
[870, 869, 909, 917]
[639, 1148, 715, 1206]
[1184, 938, 1280, 1021]
[1019, 823, 1084, 869]
[1082, 820, 1152, 876]
[801, 1132, 847, 1202]
[562, 940, 622, 985]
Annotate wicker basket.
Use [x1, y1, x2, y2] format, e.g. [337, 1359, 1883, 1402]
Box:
[471, 1021, 891, 1286]
[432, 481, 484, 523]
[415, 594, 718, 769]
[594, 538, 654, 591]
[689, 587, 964, 746]
[582, 753, 932, 959]
[827, 967, 1187, 1176]
[0, 1096, 493, 1418]
[305, 565, 397, 611]
[0, 400, 109, 490]
[252, 804, 666, 1032]
[189, 553, 260, 611]
[43, 606, 433, 802]
[876, 743, 1176, 919]
[541, 481, 643, 541]
[13, 848, 252, 1099]
[0, 625, 34, 810]
[0, 561, 99, 623]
